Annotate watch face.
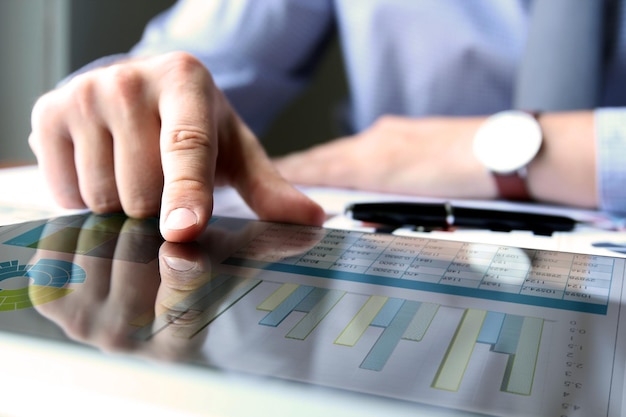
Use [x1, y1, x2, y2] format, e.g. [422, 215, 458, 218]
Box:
[473, 110, 542, 174]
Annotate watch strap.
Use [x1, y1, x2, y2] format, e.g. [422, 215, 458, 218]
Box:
[493, 169, 531, 201]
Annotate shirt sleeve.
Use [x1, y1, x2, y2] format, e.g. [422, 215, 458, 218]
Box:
[595, 107, 626, 215]
[129, 0, 335, 135]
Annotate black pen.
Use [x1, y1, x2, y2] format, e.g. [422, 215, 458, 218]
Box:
[345, 202, 577, 235]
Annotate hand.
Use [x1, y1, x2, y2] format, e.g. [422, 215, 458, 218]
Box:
[274, 115, 496, 199]
[274, 113, 598, 208]
[29, 52, 325, 242]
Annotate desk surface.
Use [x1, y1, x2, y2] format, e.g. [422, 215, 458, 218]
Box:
[1, 164, 624, 255]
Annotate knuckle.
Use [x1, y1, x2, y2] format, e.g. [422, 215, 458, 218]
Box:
[168, 176, 208, 193]
[160, 52, 214, 91]
[163, 51, 206, 76]
[65, 66, 147, 121]
[104, 65, 145, 105]
[165, 127, 214, 153]
[105, 65, 145, 113]
[66, 75, 100, 120]
[172, 127, 211, 146]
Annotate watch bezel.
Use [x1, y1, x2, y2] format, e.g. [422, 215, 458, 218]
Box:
[473, 110, 543, 174]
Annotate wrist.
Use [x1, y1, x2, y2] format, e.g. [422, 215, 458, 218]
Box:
[525, 111, 597, 207]
[473, 110, 543, 201]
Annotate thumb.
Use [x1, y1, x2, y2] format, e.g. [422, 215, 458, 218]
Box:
[245, 168, 326, 226]
[227, 124, 325, 227]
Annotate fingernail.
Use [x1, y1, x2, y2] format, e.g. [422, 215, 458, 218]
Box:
[163, 255, 196, 272]
[165, 208, 198, 230]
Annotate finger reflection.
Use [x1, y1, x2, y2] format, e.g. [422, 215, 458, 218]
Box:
[137, 241, 261, 360]
[27, 214, 326, 362]
[31, 214, 162, 351]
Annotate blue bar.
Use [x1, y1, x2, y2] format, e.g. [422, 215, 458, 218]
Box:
[504, 317, 544, 395]
[361, 301, 421, 371]
[477, 311, 506, 344]
[287, 290, 345, 340]
[295, 288, 329, 313]
[493, 314, 524, 354]
[371, 298, 404, 327]
[259, 285, 315, 327]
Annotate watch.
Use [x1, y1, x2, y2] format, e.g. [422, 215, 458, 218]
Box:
[472, 110, 543, 201]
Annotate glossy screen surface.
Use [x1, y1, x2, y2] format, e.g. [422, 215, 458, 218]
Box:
[1, 213, 625, 417]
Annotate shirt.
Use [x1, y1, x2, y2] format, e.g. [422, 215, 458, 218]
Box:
[126, 0, 626, 214]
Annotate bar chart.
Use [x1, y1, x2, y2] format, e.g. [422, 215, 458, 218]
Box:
[135, 269, 546, 398]
[256, 282, 544, 396]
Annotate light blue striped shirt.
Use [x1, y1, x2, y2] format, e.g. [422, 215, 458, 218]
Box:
[126, 0, 626, 214]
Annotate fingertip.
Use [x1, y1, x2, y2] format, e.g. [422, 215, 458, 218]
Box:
[160, 207, 206, 242]
[296, 196, 326, 227]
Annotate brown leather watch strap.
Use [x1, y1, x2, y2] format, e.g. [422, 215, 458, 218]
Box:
[493, 170, 532, 201]
[494, 111, 541, 201]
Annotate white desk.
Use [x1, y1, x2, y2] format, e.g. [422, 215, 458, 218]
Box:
[1, 164, 624, 257]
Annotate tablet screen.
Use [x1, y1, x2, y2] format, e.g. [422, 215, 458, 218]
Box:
[1, 213, 625, 416]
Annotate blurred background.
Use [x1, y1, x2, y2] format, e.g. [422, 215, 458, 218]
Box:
[0, 0, 347, 165]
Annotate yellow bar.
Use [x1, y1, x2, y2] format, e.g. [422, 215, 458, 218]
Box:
[432, 309, 486, 391]
[335, 295, 388, 346]
[257, 283, 300, 311]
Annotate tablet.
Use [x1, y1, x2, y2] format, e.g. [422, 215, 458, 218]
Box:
[0, 213, 625, 417]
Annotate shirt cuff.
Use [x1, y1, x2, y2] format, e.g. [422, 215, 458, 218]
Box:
[596, 107, 626, 215]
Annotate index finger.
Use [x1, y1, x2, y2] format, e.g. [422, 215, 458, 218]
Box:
[155, 54, 218, 242]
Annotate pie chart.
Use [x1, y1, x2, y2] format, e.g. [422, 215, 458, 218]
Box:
[0, 259, 86, 311]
